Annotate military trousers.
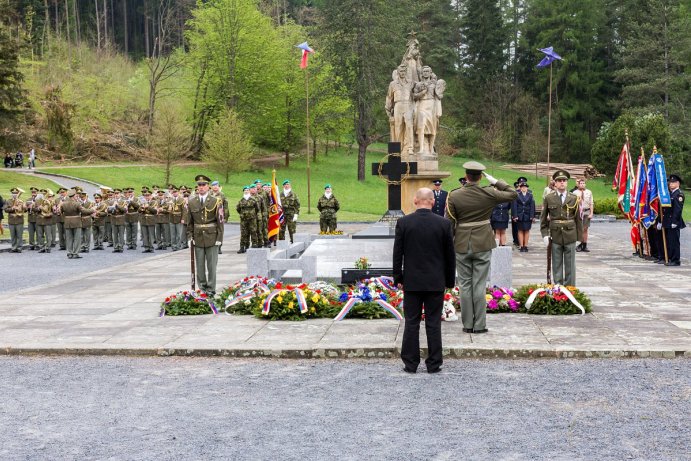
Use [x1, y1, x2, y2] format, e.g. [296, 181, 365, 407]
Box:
[240, 218, 258, 249]
[9, 223, 24, 251]
[112, 224, 125, 250]
[141, 225, 155, 250]
[156, 222, 170, 248]
[181, 224, 189, 248]
[125, 222, 138, 248]
[194, 244, 218, 293]
[319, 213, 337, 233]
[104, 221, 111, 242]
[81, 226, 92, 250]
[262, 214, 269, 243]
[255, 216, 264, 246]
[27, 221, 37, 248]
[57, 222, 66, 249]
[552, 242, 577, 286]
[665, 227, 681, 264]
[51, 224, 57, 246]
[37, 224, 53, 251]
[456, 249, 492, 331]
[279, 214, 297, 242]
[169, 223, 184, 250]
[65, 227, 82, 257]
[93, 225, 106, 248]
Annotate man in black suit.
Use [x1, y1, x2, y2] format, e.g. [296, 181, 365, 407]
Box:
[393, 188, 456, 374]
[661, 174, 685, 266]
[431, 179, 448, 217]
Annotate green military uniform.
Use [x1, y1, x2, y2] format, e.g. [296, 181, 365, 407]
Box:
[91, 194, 108, 250]
[124, 188, 140, 249]
[36, 190, 55, 253]
[108, 190, 127, 252]
[154, 191, 171, 249]
[279, 180, 300, 243]
[187, 175, 224, 294]
[54, 188, 67, 249]
[61, 190, 94, 259]
[139, 190, 156, 252]
[540, 170, 583, 286]
[169, 189, 186, 251]
[80, 193, 94, 252]
[26, 188, 39, 250]
[237, 186, 260, 253]
[446, 162, 517, 333]
[253, 180, 270, 247]
[317, 184, 340, 233]
[260, 183, 272, 246]
[3, 188, 25, 252]
[250, 186, 266, 247]
[210, 182, 229, 254]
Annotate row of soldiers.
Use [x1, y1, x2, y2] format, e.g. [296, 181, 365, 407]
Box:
[2, 182, 231, 258]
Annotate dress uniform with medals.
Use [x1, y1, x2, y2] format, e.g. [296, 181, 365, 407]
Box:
[431, 179, 448, 217]
[446, 162, 518, 333]
[186, 175, 224, 295]
[3, 187, 25, 252]
[540, 170, 583, 286]
[662, 174, 685, 266]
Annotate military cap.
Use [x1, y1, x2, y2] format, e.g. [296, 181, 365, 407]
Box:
[243, 185, 250, 191]
[113, 188, 122, 193]
[170, 185, 179, 191]
[141, 186, 150, 192]
[517, 176, 528, 183]
[57, 187, 67, 193]
[519, 181, 529, 188]
[30, 186, 39, 192]
[39, 188, 48, 194]
[195, 175, 211, 184]
[143, 189, 152, 196]
[80, 191, 88, 196]
[668, 174, 682, 184]
[67, 189, 76, 197]
[211, 180, 220, 186]
[324, 184, 332, 189]
[10, 187, 21, 194]
[552, 170, 570, 181]
[168, 183, 175, 189]
[152, 185, 160, 189]
[462, 161, 486, 174]
[513, 181, 520, 188]
[432, 179, 443, 185]
[94, 193, 102, 199]
[282, 179, 291, 185]
[157, 189, 165, 195]
[100, 185, 113, 192]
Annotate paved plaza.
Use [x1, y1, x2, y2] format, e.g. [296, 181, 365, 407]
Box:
[1, 221, 689, 357]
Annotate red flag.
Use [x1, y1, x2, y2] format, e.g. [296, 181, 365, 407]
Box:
[613, 142, 635, 219]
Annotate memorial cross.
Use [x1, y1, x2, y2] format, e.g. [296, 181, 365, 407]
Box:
[371, 142, 418, 212]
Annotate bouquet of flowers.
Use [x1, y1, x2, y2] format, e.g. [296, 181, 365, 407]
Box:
[514, 284, 592, 315]
[256, 282, 334, 321]
[334, 277, 403, 320]
[485, 286, 521, 313]
[319, 230, 344, 235]
[160, 289, 219, 316]
[442, 287, 460, 321]
[219, 275, 276, 315]
[354, 257, 371, 269]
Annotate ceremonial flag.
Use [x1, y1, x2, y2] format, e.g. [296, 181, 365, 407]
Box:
[632, 153, 648, 223]
[536, 46, 562, 68]
[613, 142, 635, 218]
[267, 170, 284, 242]
[296, 42, 314, 69]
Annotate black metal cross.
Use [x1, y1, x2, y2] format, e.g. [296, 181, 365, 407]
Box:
[371, 142, 418, 212]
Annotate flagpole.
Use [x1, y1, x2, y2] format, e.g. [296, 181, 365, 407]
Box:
[305, 64, 312, 214]
[546, 62, 553, 180]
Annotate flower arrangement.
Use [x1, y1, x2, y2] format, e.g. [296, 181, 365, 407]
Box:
[485, 286, 522, 313]
[319, 230, 344, 235]
[514, 284, 592, 315]
[219, 275, 276, 315]
[160, 289, 219, 316]
[354, 257, 371, 270]
[442, 287, 460, 321]
[255, 282, 335, 321]
[333, 277, 403, 319]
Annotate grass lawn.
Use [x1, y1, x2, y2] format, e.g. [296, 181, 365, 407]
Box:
[30, 149, 690, 223]
[1, 170, 63, 197]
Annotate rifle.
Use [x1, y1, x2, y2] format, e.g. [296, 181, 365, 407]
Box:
[190, 239, 196, 291]
[546, 239, 552, 284]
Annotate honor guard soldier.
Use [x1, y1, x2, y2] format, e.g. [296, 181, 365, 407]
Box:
[210, 180, 229, 253]
[3, 187, 25, 252]
[249, 183, 265, 247]
[26, 186, 39, 250]
[431, 179, 448, 217]
[61, 189, 94, 259]
[317, 184, 340, 233]
[279, 179, 300, 243]
[237, 185, 259, 253]
[446, 162, 517, 334]
[187, 175, 224, 295]
[573, 178, 594, 252]
[139, 188, 156, 252]
[181, 186, 191, 249]
[169, 186, 186, 251]
[79, 191, 94, 252]
[36, 189, 55, 253]
[254, 179, 271, 247]
[662, 174, 685, 266]
[91, 193, 108, 250]
[124, 187, 140, 250]
[540, 170, 583, 285]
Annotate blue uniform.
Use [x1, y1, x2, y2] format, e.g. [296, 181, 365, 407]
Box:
[512, 191, 536, 231]
[662, 188, 685, 265]
[432, 189, 448, 217]
[490, 202, 510, 230]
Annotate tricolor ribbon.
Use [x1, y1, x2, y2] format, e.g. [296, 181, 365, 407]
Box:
[525, 285, 585, 315]
[333, 297, 403, 321]
[373, 276, 396, 291]
[261, 288, 309, 315]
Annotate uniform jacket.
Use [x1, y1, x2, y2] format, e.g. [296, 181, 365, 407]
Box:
[446, 180, 518, 253]
[60, 198, 94, 229]
[186, 194, 224, 247]
[169, 196, 185, 224]
[26, 195, 39, 223]
[125, 197, 140, 224]
[154, 197, 169, 224]
[662, 188, 686, 229]
[108, 198, 127, 226]
[237, 197, 259, 221]
[92, 201, 108, 227]
[490, 202, 510, 223]
[281, 191, 300, 216]
[317, 195, 340, 216]
[431, 189, 448, 216]
[3, 197, 25, 225]
[139, 199, 157, 226]
[212, 191, 230, 221]
[36, 198, 54, 226]
[393, 208, 456, 291]
[540, 191, 583, 245]
[512, 191, 536, 222]
[80, 199, 94, 227]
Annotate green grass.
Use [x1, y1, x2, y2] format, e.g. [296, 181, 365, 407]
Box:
[28, 149, 690, 223]
[0, 170, 63, 197]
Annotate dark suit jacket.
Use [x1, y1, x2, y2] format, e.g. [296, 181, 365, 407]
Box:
[432, 189, 448, 216]
[393, 208, 456, 291]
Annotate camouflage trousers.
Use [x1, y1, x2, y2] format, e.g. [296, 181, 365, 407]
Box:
[319, 213, 337, 233]
[240, 217, 258, 249]
[279, 214, 297, 242]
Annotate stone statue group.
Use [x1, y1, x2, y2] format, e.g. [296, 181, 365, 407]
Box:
[385, 33, 446, 159]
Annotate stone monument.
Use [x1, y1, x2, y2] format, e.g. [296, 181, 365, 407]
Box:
[384, 32, 451, 214]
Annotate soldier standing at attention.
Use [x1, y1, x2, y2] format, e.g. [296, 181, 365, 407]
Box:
[210, 180, 229, 254]
[431, 179, 448, 217]
[249, 184, 265, 247]
[186, 175, 224, 295]
[124, 187, 140, 250]
[36, 189, 54, 253]
[109, 188, 128, 253]
[661, 174, 685, 266]
[91, 193, 108, 250]
[3, 187, 25, 252]
[446, 162, 517, 334]
[255, 180, 271, 248]
[54, 187, 68, 249]
[168, 186, 186, 251]
[26, 187, 39, 250]
[540, 170, 583, 286]
[61, 189, 94, 259]
[317, 184, 340, 233]
[573, 178, 594, 252]
[279, 179, 300, 244]
[139, 188, 157, 253]
[79, 191, 94, 253]
[237, 185, 259, 253]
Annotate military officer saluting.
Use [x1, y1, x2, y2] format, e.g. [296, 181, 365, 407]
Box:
[3, 187, 25, 252]
[279, 179, 300, 243]
[317, 184, 340, 233]
[540, 170, 583, 286]
[662, 174, 685, 266]
[186, 175, 224, 295]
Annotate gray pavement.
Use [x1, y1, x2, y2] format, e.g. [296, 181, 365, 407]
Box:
[0, 356, 688, 460]
[1, 221, 689, 357]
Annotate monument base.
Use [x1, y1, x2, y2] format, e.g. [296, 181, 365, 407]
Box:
[401, 169, 452, 215]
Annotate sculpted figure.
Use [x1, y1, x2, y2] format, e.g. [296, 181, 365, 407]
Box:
[413, 66, 445, 156]
[385, 64, 415, 156]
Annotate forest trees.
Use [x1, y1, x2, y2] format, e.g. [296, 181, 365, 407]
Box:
[0, 6, 28, 149]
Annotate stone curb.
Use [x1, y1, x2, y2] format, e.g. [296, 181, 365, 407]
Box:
[2, 347, 688, 359]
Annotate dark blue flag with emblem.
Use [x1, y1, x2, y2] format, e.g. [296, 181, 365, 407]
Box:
[536, 46, 562, 68]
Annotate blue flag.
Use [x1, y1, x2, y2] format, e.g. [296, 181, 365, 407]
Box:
[537, 46, 562, 68]
[652, 153, 671, 207]
[642, 155, 659, 228]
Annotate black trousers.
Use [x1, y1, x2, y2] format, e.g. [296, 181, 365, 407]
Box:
[401, 291, 443, 371]
[647, 226, 659, 259]
[665, 227, 681, 264]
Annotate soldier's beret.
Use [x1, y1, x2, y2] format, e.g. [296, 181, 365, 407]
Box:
[195, 175, 210, 184]
[211, 180, 219, 186]
[254, 179, 263, 184]
[552, 170, 570, 180]
[282, 180, 291, 185]
[668, 174, 682, 183]
[462, 161, 486, 174]
[243, 185, 250, 191]
[67, 190, 76, 197]
[324, 184, 332, 189]
[30, 186, 39, 192]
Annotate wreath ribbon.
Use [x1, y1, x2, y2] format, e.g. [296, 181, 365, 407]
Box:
[261, 288, 309, 315]
[525, 285, 585, 315]
[333, 297, 403, 321]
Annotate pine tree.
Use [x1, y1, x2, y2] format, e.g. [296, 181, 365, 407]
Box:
[0, 8, 28, 146]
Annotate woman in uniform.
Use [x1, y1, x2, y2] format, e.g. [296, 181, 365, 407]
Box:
[490, 201, 510, 246]
[512, 181, 536, 252]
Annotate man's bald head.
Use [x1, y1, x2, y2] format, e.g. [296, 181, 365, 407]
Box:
[414, 187, 435, 210]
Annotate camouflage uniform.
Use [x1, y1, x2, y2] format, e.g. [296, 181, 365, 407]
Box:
[236, 194, 259, 252]
[279, 190, 300, 243]
[251, 191, 266, 246]
[317, 194, 340, 233]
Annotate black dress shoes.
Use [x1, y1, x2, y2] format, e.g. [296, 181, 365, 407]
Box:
[463, 328, 473, 333]
[427, 368, 442, 374]
[403, 367, 417, 374]
[665, 262, 680, 266]
[473, 329, 489, 334]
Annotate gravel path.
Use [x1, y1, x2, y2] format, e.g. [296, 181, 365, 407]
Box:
[0, 356, 688, 461]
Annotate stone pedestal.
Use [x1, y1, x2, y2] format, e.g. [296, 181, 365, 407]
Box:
[400, 158, 451, 215]
[487, 245, 512, 288]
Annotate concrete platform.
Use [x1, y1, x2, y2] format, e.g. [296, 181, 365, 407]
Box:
[1, 222, 690, 358]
